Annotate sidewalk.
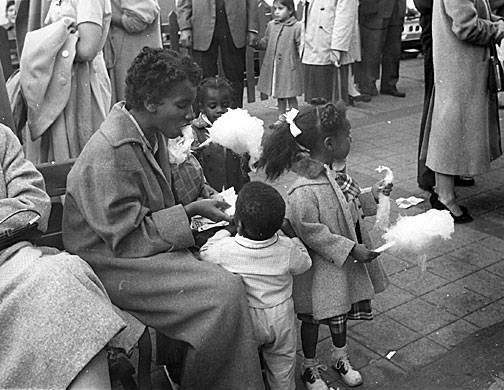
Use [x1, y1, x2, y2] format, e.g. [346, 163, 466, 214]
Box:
[123, 55, 504, 390]
[250, 55, 504, 390]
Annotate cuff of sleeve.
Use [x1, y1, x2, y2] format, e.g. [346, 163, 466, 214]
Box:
[152, 205, 194, 249]
[334, 238, 356, 267]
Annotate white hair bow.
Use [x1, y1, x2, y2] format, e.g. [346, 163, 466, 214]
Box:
[285, 108, 302, 137]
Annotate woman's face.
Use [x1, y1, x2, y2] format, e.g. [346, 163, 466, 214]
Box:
[152, 79, 196, 139]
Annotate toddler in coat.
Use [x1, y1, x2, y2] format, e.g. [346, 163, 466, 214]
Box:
[258, 99, 391, 389]
[200, 181, 312, 390]
[257, 0, 303, 119]
[191, 76, 250, 192]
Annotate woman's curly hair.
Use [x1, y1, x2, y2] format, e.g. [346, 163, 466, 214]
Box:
[125, 47, 202, 109]
[257, 98, 349, 180]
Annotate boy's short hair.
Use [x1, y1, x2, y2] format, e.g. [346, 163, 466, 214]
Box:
[235, 181, 285, 240]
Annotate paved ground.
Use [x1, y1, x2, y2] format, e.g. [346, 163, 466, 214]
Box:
[115, 55, 504, 390]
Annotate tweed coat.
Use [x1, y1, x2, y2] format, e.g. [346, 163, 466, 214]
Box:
[286, 158, 388, 320]
[423, 0, 503, 176]
[257, 16, 303, 98]
[176, 0, 259, 51]
[0, 123, 126, 388]
[62, 102, 264, 390]
[301, 0, 361, 65]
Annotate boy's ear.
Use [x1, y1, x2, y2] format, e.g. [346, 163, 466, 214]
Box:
[323, 136, 335, 150]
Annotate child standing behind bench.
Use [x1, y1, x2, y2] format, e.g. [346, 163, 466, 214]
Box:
[192, 76, 250, 192]
[257, 0, 303, 120]
[200, 181, 312, 390]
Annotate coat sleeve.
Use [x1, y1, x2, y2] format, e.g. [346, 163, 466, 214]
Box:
[199, 229, 231, 263]
[0, 124, 50, 231]
[413, 0, 433, 14]
[288, 237, 312, 274]
[257, 21, 271, 50]
[176, 0, 192, 31]
[287, 186, 356, 268]
[443, 0, 500, 45]
[247, 0, 259, 33]
[67, 157, 194, 257]
[331, 0, 357, 52]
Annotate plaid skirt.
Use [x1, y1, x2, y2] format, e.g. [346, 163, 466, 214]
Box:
[297, 300, 373, 334]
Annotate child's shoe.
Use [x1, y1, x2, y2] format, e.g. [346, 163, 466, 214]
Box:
[331, 345, 363, 387]
[301, 359, 329, 390]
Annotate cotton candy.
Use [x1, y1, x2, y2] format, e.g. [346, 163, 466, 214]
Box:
[382, 209, 454, 253]
[380, 209, 454, 272]
[374, 165, 394, 232]
[207, 108, 264, 169]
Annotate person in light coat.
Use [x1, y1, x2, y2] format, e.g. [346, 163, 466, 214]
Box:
[300, 0, 361, 104]
[420, 0, 504, 222]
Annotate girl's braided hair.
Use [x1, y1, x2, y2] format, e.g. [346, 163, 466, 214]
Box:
[257, 98, 349, 180]
[196, 76, 234, 106]
[125, 47, 202, 110]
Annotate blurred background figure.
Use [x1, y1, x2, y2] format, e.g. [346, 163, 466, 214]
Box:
[105, 0, 162, 103]
[355, 0, 407, 98]
[2, 0, 16, 39]
[176, 0, 259, 108]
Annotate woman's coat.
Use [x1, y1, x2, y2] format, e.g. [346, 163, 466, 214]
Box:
[300, 0, 361, 66]
[287, 158, 388, 320]
[423, 0, 503, 175]
[257, 16, 303, 98]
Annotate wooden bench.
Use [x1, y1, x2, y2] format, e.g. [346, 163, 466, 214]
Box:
[34, 160, 154, 390]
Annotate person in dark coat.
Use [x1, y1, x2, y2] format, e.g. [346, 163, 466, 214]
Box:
[176, 0, 259, 108]
[355, 0, 406, 97]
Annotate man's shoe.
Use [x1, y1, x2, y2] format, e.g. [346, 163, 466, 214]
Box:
[357, 85, 379, 96]
[301, 361, 329, 390]
[351, 93, 372, 102]
[380, 87, 406, 98]
[331, 346, 363, 387]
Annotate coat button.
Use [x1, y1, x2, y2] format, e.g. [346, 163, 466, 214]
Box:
[320, 7, 325, 10]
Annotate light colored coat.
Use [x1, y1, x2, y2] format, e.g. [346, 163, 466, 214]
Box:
[105, 0, 162, 103]
[301, 0, 361, 66]
[176, 0, 259, 51]
[425, 0, 502, 175]
[0, 123, 126, 389]
[286, 158, 388, 320]
[257, 16, 303, 98]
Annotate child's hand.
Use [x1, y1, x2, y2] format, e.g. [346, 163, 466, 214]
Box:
[371, 179, 393, 200]
[350, 244, 379, 263]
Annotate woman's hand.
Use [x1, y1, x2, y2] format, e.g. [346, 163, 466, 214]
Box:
[184, 199, 232, 223]
[350, 244, 379, 263]
[371, 179, 393, 200]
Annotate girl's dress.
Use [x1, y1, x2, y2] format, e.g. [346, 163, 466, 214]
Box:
[191, 113, 250, 192]
[21, 0, 112, 163]
[257, 15, 303, 98]
[287, 157, 388, 322]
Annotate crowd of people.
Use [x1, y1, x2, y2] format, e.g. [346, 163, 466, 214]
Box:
[0, 0, 502, 389]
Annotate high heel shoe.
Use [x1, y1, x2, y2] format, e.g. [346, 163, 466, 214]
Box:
[429, 192, 473, 224]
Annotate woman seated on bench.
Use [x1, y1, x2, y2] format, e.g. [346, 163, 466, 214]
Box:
[0, 123, 126, 389]
[62, 47, 264, 389]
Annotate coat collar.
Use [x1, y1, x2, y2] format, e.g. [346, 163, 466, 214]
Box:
[273, 15, 298, 26]
[291, 155, 326, 179]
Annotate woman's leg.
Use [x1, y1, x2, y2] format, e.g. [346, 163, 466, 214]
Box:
[68, 350, 111, 390]
[435, 172, 463, 216]
[277, 98, 288, 115]
[287, 97, 298, 111]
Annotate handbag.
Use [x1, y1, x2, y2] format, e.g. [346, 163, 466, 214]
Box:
[488, 44, 504, 93]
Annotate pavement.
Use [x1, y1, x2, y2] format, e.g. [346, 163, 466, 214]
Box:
[115, 54, 504, 390]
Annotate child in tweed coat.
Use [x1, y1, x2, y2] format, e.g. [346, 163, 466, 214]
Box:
[258, 99, 391, 389]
